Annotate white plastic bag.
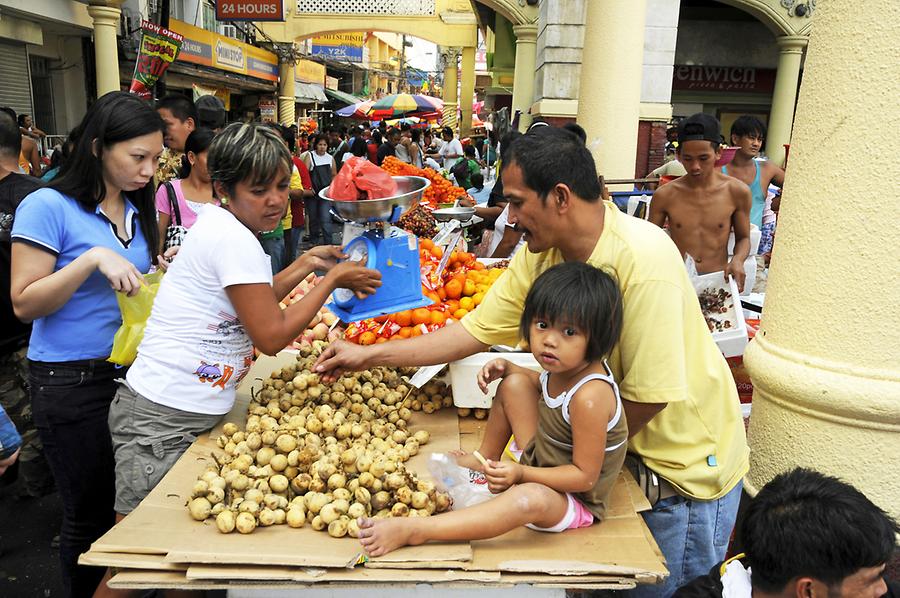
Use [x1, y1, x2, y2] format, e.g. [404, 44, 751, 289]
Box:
[427, 453, 493, 510]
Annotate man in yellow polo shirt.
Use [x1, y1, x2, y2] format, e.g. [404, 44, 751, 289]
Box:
[315, 127, 749, 596]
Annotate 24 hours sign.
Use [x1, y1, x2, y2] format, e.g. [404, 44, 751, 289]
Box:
[216, 0, 284, 21]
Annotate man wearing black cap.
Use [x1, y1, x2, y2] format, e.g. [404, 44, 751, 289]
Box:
[649, 113, 752, 291]
[196, 94, 227, 132]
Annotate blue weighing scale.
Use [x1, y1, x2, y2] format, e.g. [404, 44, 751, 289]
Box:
[321, 177, 433, 323]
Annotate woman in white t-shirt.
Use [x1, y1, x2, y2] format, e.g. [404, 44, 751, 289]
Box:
[155, 128, 217, 254]
[109, 123, 381, 518]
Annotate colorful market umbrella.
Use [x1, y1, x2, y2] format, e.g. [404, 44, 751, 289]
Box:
[366, 94, 443, 119]
[336, 100, 374, 119]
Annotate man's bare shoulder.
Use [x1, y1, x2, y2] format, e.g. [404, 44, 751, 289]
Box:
[652, 179, 687, 202]
[723, 175, 753, 205]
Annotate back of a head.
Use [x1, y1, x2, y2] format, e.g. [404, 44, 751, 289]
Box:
[562, 122, 587, 145]
[730, 115, 767, 140]
[503, 127, 601, 202]
[520, 262, 623, 362]
[196, 94, 226, 130]
[743, 468, 899, 593]
[181, 128, 217, 177]
[464, 145, 476, 157]
[206, 122, 291, 194]
[469, 172, 484, 189]
[157, 94, 198, 124]
[0, 109, 22, 159]
[350, 136, 368, 157]
[498, 130, 522, 162]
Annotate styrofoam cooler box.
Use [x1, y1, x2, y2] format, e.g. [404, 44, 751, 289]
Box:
[450, 352, 542, 408]
[692, 272, 749, 358]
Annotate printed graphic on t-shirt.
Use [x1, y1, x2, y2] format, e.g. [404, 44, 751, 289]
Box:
[193, 311, 254, 392]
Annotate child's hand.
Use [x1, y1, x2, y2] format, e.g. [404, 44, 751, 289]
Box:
[483, 459, 522, 494]
[477, 359, 509, 393]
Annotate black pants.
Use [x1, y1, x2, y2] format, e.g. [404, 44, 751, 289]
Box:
[29, 359, 120, 598]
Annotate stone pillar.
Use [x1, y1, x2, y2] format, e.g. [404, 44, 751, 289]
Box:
[511, 24, 537, 132]
[765, 36, 807, 167]
[743, 0, 900, 520]
[87, 0, 124, 97]
[576, 0, 647, 183]
[531, 1, 586, 125]
[441, 47, 460, 131]
[278, 58, 296, 127]
[459, 46, 476, 136]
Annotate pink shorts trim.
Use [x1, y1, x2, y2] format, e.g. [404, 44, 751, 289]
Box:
[526, 493, 595, 533]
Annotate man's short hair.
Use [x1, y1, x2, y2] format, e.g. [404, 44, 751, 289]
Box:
[677, 113, 723, 150]
[156, 94, 198, 124]
[196, 94, 226, 130]
[562, 122, 587, 144]
[503, 127, 601, 203]
[0, 109, 22, 157]
[464, 145, 476, 157]
[730, 115, 767, 140]
[743, 468, 899, 593]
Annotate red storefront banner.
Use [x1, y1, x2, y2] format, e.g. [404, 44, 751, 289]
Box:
[216, 0, 284, 22]
[672, 65, 777, 94]
[129, 21, 184, 99]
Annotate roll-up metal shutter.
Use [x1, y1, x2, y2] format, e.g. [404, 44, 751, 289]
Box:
[0, 40, 34, 117]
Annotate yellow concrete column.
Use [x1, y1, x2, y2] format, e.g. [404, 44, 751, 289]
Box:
[87, 0, 124, 97]
[765, 36, 807, 167]
[278, 59, 296, 127]
[441, 47, 460, 131]
[378, 41, 388, 96]
[743, 0, 900, 520]
[511, 24, 537, 132]
[576, 0, 647, 181]
[459, 46, 476, 136]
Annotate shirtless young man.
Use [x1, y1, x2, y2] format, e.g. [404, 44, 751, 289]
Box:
[649, 113, 751, 291]
[722, 115, 785, 229]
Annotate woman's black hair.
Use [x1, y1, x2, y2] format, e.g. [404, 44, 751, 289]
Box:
[51, 91, 165, 264]
[371, 129, 383, 144]
[410, 129, 421, 143]
[350, 136, 368, 158]
[180, 128, 216, 178]
[17, 113, 29, 127]
[311, 133, 330, 151]
[520, 262, 623, 362]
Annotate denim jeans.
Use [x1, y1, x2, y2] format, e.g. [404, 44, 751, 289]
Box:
[629, 481, 743, 597]
[29, 358, 121, 598]
[259, 235, 285, 274]
[305, 197, 333, 246]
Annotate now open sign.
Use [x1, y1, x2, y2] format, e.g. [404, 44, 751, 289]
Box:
[216, 0, 284, 22]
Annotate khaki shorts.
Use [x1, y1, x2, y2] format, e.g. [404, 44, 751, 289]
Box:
[109, 383, 221, 515]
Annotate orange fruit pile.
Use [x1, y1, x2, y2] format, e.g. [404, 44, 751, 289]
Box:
[381, 156, 467, 208]
[343, 246, 506, 344]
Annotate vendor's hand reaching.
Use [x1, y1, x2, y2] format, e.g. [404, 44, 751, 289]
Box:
[302, 245, 345, 273]
[327, 260, 381, 299]
[483, 459, 522, 494]
[314, 339, 374, 383]
[92, 247, 144, 297]
[477, 358, 510, 393]
[457, 196, 475, 208]
[725, 260, 746, 293]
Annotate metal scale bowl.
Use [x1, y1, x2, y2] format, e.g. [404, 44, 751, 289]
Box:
[320, 176, 433, 323]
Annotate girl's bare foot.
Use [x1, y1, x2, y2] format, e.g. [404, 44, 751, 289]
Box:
[450, 450, 484, 473]
[357, 517, 425, 557]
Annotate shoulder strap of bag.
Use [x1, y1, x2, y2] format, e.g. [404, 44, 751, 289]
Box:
[165, 182, 182, 226]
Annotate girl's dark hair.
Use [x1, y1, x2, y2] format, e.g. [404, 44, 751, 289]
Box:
[180, 128, 216, 178]
[520, 262, 623, 362]
[371, 130, 383, 144]
[311, 133, 329, 150]
[51, 91, 165, 264]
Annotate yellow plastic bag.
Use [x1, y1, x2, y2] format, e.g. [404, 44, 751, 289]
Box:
[108, 271, 164, 366]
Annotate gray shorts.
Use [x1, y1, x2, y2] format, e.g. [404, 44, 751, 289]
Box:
[109, 383, 221, 515]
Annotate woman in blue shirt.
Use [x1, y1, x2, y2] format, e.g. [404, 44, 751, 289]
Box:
[9, 92, 163, 598]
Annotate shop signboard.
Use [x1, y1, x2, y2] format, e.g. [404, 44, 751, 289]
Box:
[672, 65, 777, 94]
[311, 33, 364, 63]
[296, 59, 326, 85]
[216, 0, 284, 22]
[259, 97, 276, 122]
[129, 20, 183, 99]
[169, 19, 278, 82]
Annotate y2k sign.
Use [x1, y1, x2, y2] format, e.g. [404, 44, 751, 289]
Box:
[216, 0, 284, 22]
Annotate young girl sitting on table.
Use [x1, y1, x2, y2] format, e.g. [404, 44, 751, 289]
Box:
[357, 262, 628, 556]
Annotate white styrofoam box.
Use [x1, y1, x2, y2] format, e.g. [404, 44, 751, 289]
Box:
[692, 271, 748, 358]
[728, 224, 761, 296]
[449, 352, 542, 408]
